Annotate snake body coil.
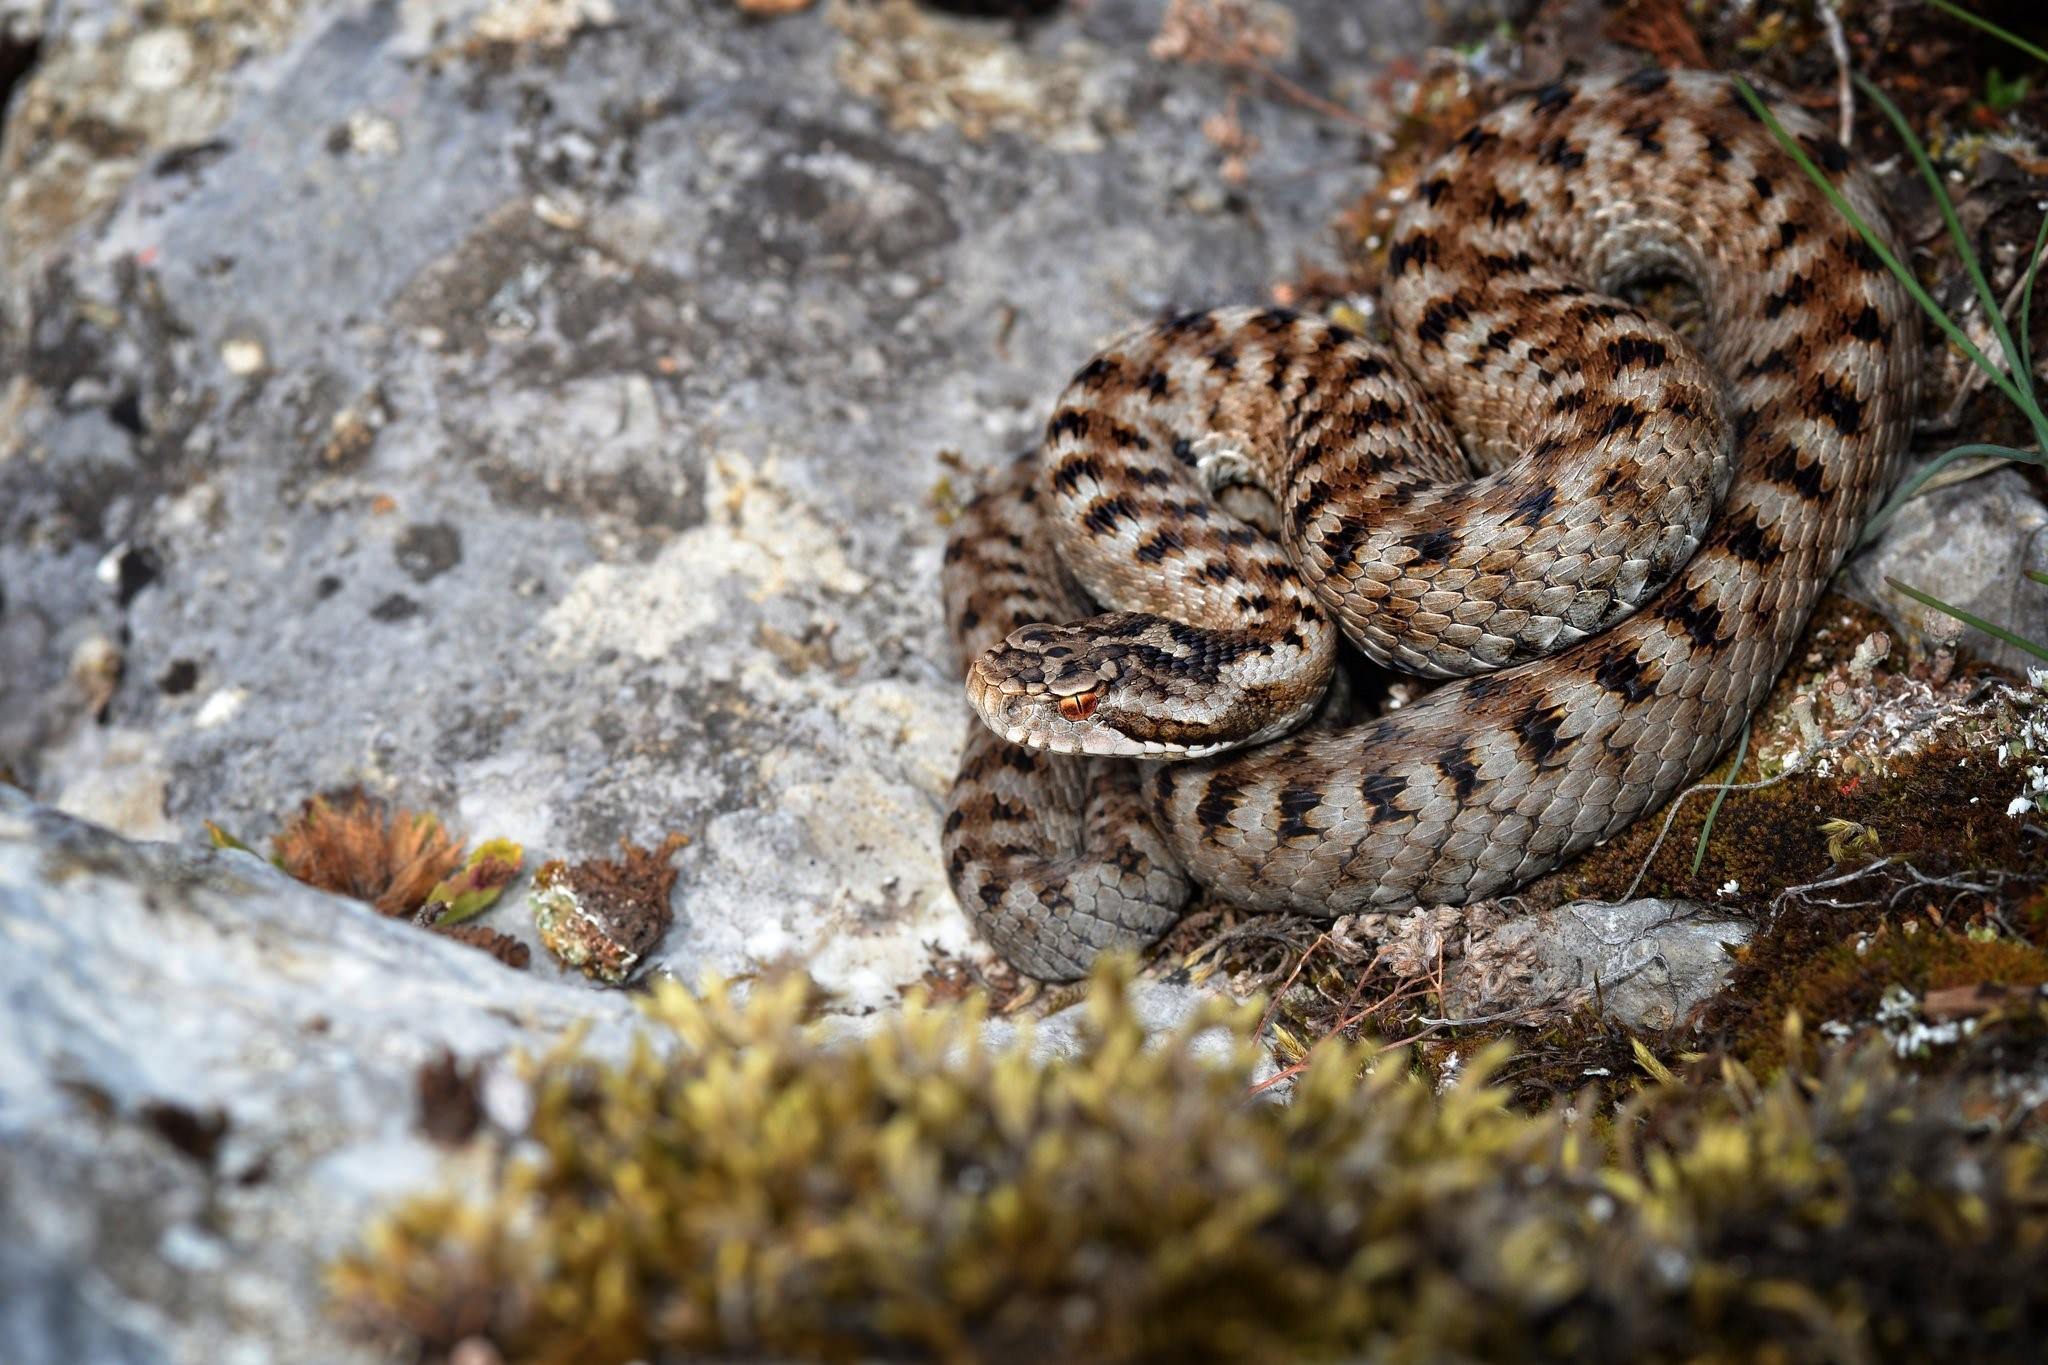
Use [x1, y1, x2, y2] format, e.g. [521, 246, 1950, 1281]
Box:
[942, 70, 1918, 981]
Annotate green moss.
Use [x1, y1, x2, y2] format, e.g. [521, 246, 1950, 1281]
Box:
[332, 962, 2048, 1364]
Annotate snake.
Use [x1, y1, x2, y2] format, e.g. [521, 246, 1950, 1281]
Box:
[940, 69, 1919, 981]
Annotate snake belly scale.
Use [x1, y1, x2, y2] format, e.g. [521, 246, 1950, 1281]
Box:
[942, 69, 1918, 981]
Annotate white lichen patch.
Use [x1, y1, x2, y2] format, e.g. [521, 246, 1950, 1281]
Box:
[1874, 984, 1978, 1059]
[42, 726, 179, 842]
[467, 0, 617, 51]
[340, 110, 403, 159]
[193, 687, 248, 730]
[829, 0, 1115, 151]
[125, 28, 198, 92]
[1753, 621, 2030, 782]
[1997, 668, 2048, 818]
[220, 335, 269, 375]
[777, 764, 955, 922]
[543, 451, 869, 661]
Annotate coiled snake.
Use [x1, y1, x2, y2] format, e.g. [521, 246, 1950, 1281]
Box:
[941, 70, 1918, 981]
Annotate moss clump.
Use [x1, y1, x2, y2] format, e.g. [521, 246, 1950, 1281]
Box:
[270, 788, 464, 917]
[1716, 920, 2048, 1076]
[331, 962, 2048, 1364]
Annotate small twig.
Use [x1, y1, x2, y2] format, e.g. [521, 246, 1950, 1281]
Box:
[1885, 861, 2048, 908]
[1377, 1021, 1451, 1050]
[1771, 857, 1898, 912]
[1816, 0, 1855, 148]
[1767, 856, 2048, 918]
[1416, 1004, 1565, 1029]
[1252, 927, 1338, 1039]
[1243, 954, 1442, 1097]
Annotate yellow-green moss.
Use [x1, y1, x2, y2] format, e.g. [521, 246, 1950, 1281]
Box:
[332, 962, 2048, 1364]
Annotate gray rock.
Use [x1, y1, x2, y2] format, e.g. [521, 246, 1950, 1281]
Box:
[0, 0, 1439, 1009]
[0, 786, 644, 1365]
[0, 788, 1274, 1362]
[1449, 898, 1752, 1033]
[1847, 466, 2048, 675]
[1016, 976, 1238, 1061]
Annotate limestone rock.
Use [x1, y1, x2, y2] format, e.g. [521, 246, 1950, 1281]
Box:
[1448, 898, 1753, 1033]
[0, 787, 644, 1364]
[1847, 466, 2048, 675]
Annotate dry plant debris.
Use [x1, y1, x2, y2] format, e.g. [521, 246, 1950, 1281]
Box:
[531, 834, 687, 983]
[213, 788, 530, 968]
[271, 790, 465, 918]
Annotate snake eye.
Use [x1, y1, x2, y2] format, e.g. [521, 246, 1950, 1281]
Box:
[1058, 686, 1104, 721]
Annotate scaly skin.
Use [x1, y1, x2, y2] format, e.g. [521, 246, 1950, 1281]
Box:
[943, 70, 1919, 981]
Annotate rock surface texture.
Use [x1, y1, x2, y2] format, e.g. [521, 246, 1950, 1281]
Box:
[1445, 898, 1753, 1033]
[1847, 467, 2048, 677]
[0, 787, 641, 1364]
[1, 0, 1424, 1001]
[1, 1, 1434, 1357]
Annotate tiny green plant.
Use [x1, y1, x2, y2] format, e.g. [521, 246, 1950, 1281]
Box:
[1691, 722, 1750, 877]
[1985, 66, 2031, 114]
[1885, 575, 2048, 663]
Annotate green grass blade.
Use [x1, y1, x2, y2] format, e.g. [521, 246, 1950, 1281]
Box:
[2021, 210, 2048, 380]
[1859, 441, 2046, 546]
[1885, 575, 2048, 662]
[1732, 78, 2041, 428]
[1927, 0, 2048, 68]
[1854, 74, 2041, 435]
[2027, 568, 2048, 587]
[1692, 723, 1751, 877]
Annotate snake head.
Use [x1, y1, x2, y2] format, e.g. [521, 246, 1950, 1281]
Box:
[964, 614, 1293, 759]
[964, 617, 1172, 758]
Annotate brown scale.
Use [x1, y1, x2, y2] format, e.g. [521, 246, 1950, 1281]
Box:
[942, 69, 1918, 980]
